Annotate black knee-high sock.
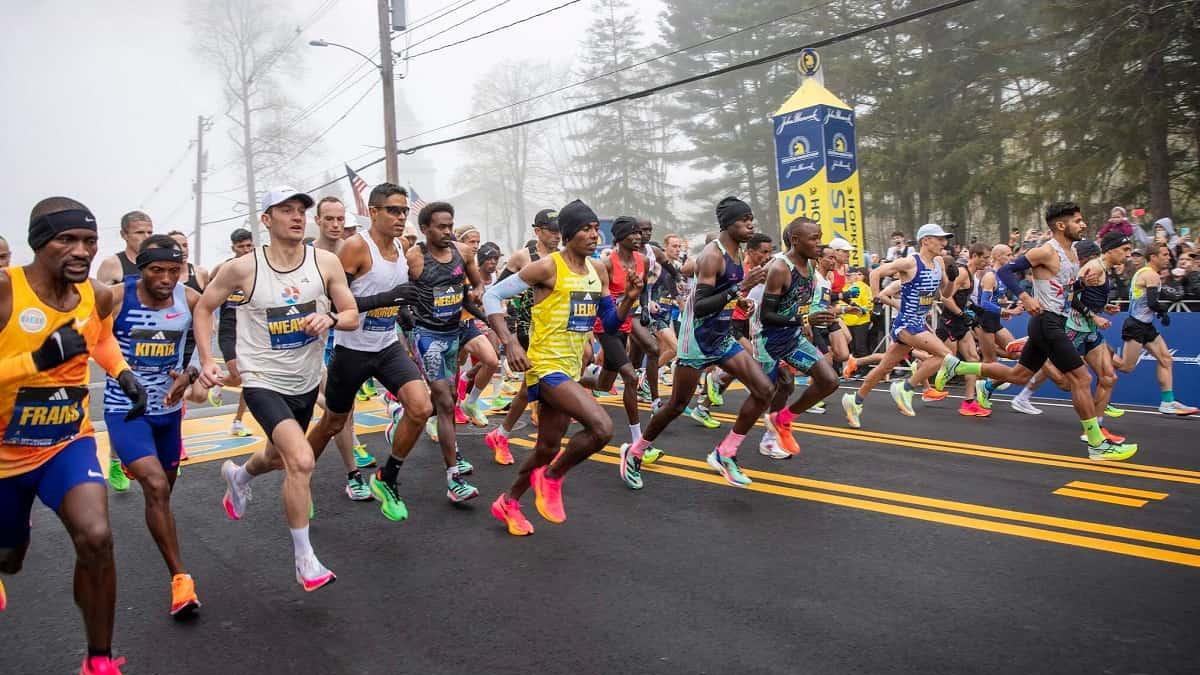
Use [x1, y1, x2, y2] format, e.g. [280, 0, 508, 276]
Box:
[379, 456, 404, 486]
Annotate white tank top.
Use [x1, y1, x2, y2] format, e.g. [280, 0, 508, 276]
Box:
[336, 231, 408, 351]
[235, 245, 330, 394]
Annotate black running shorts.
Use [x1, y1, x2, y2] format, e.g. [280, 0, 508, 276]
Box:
[1018, 312, 1084, 374]
[325, 341, 423, 414]
[218, 309, 238, 363]
[936, 313, 972, 342]
[244, 386, 318, 438]
[977, 310, 1003, 334]
[1120, 317, 1159, 345]
[596, 331, 630, 372]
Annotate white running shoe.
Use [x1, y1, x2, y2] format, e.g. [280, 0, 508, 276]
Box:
[1010, 398, 1042, 415]
[758, 436, 790, 460]
[1159, 401, 1199, 416]
[230, 419, 250, 437]
[220, 460, 251, 520]
[295, 554, 336, 592]
[805, 401, 826, 415]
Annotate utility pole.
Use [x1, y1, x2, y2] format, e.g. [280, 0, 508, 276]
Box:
[192, 115, 213, 265]
[377, 0, 400, 184]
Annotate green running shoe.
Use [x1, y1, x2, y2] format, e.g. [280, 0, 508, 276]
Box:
[1087, 440, 1138, 461]
[642, 446, 664, 465]
[455, 450, 474, 476]
[704, 372, 724, 407]
[357, 380, 378, 401]
[345, 473, 372, 501]
[309, 497, 315, 519]
[890, 380, 915, 416]
[1104, 404, 1126, 418]
[706, 450, 752, 487]
[369, 475, 409, 521]
[688, 406, 720, 429]
[637, 376, 652, 403]
[841, 393, 862, 429]
[352, 444, 376, 469]
[975, 380, 994, 410]
[446, 473, 479, 503]
[108, 458, 130, 492]
[618, 443, 643, 490]
[461, 399, 489, 427]
[933, 354, 960, 392]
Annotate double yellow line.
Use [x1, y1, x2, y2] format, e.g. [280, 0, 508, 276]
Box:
[507, 436, 1200, 568]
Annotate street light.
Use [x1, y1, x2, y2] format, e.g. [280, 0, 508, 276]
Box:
[308, 39, 381, 70]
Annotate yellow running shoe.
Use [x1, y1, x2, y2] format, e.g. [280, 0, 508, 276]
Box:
[169, 573, 200, 618]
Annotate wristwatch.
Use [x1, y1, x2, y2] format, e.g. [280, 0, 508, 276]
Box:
[326, 311, 339, 329]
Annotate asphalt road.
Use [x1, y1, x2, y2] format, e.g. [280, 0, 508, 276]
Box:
[4, 381, 1199, 674]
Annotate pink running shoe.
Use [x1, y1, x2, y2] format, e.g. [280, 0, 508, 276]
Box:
[486, 428, 514, 465]
[80, 655, 126, 674]
[490, 493, 534, 536]
[531, 466, 565, 523]
[295, 554, 336, 592]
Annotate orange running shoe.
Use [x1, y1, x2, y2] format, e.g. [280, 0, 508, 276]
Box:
[768, 411, 801, 455]
[80, 655, 126, 674]
[169, 573, 200, 617]
[843, 356, 858, 379]
[490, 493, 534, 536]
[531, 466, 565, 523]
[921, 388, 949, 402]
[1101, 427, 1126, 443]
[1005, 336, 1028, 357]
[0, 576, 7, 612]
[486, 428, 514, 465]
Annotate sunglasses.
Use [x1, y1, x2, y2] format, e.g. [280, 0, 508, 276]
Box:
[371, 205, 410, 217]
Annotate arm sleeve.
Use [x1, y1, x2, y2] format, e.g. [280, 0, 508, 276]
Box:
[597, 295, 622, 333]
[978, 290, 1003, 314]
[997, 256, 1032, 297]
[483, 273, 531, 315]
[92, 313, 132, 378]
[1069, 279, 1094, 319]
[693, 284, 738, 318]
[462, 295, 486, 322]
[761, 293, 805, 327]
[1145, 286, 1168, 313]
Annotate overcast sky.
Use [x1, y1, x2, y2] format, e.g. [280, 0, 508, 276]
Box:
[0, 0, 661, 269]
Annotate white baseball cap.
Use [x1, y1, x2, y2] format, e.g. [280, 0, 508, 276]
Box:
[827, 237, 853, 251]
[261, 186, 315, 212]
[916, 223, 953, 240]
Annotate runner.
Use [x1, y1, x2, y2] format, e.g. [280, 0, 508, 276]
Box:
[482, 199, 640, 534]
[306, 184, 431, 515]
[0, 236, 10, 268]
[755, 217, 840, 457]
[452, 224, 500, 428]
[646, 233, 688, 400]
[102, 235, 202, 617]
[195, 187, 358, 591]
[1115, 241, 1198, 415]
[620, 196, 774, 489]
[485, 209, 561, 465]
[630, 218, 664, 409]
[167, 231, 209, 292]
[936, 244, 990, 416]
[0, 197, 147, 674]
[969, 202, 1139, 460]
[205, 229, 254, 439]
[401, 201, 485, 503]
[97, 210, 153, 285]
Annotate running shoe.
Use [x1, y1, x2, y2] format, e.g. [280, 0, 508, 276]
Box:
[530, 466, 566, 523]
[447, 472, 480, 503]
[0, 577, 7, 612]
[661, 367, 673, 387]
[309, 498, 315, 520]
[80, 655, 127, 674]
[1011, 398, 1042, 415]
[650, 398, 663, 416]
[933, 354, 960, 392]
[456, 374, 470, 402]
[500, 380, 520, 398]
[486, 428, 514, 465]
[1103, 404, 1125, 418]
[455, 450, 474, 476]
[758, 436, 791, 460]
[220, 460, 251, 520]
[352, 444, 376, 469]
[356, 380, 378, 401]
[425, 417, 439, 442]
[461, 400, 489, 427]
[345, 473, 372, 501]
[843, 356, 858, 379]
[385, 415, 398, 447]
[386, 398, 404, 420]
[805, 400, 826, 414]
[637, 375, 652, 403]
[1004, 336, 1028, 356]
[618, 443, 643, 490]
[488, 395, 513, 411]
[921, 388, 948, 402]
[1078, 428, 1126, 444]
[490, 493, 534, 536]
[108, 458, 129, 492]
[706, 450, 752, 487]
[642, 446, 664, 465]
[768, 412, 801, 455]
[207, 386, 222, 407]
[890, 381, 916, 416]
[688, 406, 720, 429]
[959, 400, 991, 417]
[454, 405, 469, 425]
[975, 380, 994, 410]
[1087, 440, 1138, 461]
[169, 573, 200, 617]
[295, 554, 336, 592]
[368, 475, 409, 521]
[1159, 401, 1199, 416]
[230, 419, 251, 437]
[842, 393, 862, 428]
[704, 371, 724, 407]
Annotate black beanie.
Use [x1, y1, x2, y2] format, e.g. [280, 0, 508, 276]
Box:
[611, 216, 638, 242]
[558, 199, 598, 243]
[715, 196, 752, 229]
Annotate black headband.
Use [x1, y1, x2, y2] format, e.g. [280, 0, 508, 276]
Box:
[28, 208, 97, 250]
[136, 247, 184, 268]
[612, 216, 638, 242]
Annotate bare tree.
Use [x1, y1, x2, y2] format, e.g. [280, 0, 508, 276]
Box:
[191, 0, 308, 243]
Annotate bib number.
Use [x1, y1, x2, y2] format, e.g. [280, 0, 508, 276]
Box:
[129, 328, 182, 372]
[432, 286, 464, 322]
[3, 386, 87, 447]
[568, 291, 598, 332]
[266, 300, 318, 350]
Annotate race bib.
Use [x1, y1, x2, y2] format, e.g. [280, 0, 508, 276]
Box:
[920, 295, 934, 306]
[129, 328, 182, 373]
[3, 386, 87, 447]
[266, 300, 318, 350]
[363, 306, 399, 332]
[432, 286, 464, 322]
[568, 291, 598, 332]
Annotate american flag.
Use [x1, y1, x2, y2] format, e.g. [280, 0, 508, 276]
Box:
[408, 185, 428, 212]
[345, 163, 368, 216]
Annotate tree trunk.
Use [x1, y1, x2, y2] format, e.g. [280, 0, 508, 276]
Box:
[242, 81, 259, 244]
[1142, 0, 1173, 220]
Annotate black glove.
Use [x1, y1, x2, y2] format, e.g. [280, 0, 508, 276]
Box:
[1160, 312, 1171, 327]
[356, 283, 424, 313]
[639, 307, 651, 327]
[31, 321, 88, 371]
[398, 306, 415, 331]
[117, 370, 148, 421]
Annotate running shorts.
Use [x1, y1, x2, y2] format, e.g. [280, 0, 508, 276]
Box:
[1065, 327, 1104, 356]
[1120, 317, 1159, 345]
[243, 386, 318, 438]
[103, 409, 184, 472]
[977, 310, 1003, 334]
[890, 317, 931, 341]
[678, 339, 743, 371]
[325, 341, 423, 414]
[731, 318, 750, 342]
[595, 331, 630, 372]
[1018, 312, 1084, 373]
[527, 372, 572, 404]
[936, 313, 972, 342]
[757, 334, 822, 382]
[460, 319, 484, 346]
[218, 309, 238, 363]
[412, 325, 461, 383]
[0, 437, 103, 547]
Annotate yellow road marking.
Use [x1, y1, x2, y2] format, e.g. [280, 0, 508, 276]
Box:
[1053, 488, 1148, 508]
[1064, 481, 1168, 500]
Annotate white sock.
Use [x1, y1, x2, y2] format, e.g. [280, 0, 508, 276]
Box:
[467, 386, 483, 405]
[446, 465, 460, 481]
[352, 433, 362, 447]
[1015, 386, 1033, 402]
[629, 423, 642, 444]
[1097, 416, 1104, 427]
[290, 526, 313, 560]
[234, 464, 254, 488]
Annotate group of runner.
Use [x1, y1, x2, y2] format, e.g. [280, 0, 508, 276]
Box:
[0, 189, 1194, 674]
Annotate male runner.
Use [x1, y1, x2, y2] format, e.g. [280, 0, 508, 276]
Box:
[630, 218, 664, 408]
[485, 209, 561, 465]
[452, 224, 500, 427]
[937, 244, 989, 416]
[167, 231, 209, 292]
[0, 235, 10, 268]
[755, 217, 840, 457]
[402, 202, 485, 503]
[306, 184, 432, 517]
[620, 196, 774, 489]
[483, 199, 639, 534]
[967, 202, 1139, 460]
[0, 197, 147, 674]
[196, 188, 358, 591]
[647, 233, 688, 394]
[1115, 241, 1198, 415]
[103, 235, 202, 617]
[204, 229, 255, 440]
[97, 210, 153, 285]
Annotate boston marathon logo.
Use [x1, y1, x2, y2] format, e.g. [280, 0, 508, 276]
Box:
[266, 300, 318, 350]
[4, 385, 87, 447]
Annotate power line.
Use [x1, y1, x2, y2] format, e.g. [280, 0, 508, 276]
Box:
[199, 0, 982, 226]
[405, 0, 483, 33]
[406, 0, 585, 60]
[140, 142, 196, 207]
[403, 0, 514, 51]
[277, 79, 382, 173]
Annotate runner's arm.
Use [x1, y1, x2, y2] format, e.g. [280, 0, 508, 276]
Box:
[692, 247, 738, 318]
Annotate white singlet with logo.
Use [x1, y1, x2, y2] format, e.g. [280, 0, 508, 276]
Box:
[336, 231, 409, 351]
[235, 245, 330, 394]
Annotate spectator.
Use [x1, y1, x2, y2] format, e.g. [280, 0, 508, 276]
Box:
[842, 266, 874, 357]
[885, 231, 914, 261]
[1182, 254, 1200, 300]
[1097, 206, 1134, 240]
[1007, 227, 1021, 249]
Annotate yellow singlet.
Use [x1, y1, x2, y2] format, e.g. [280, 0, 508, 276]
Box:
[0, 267, 101, 478]
[526, 252, 602, 384]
